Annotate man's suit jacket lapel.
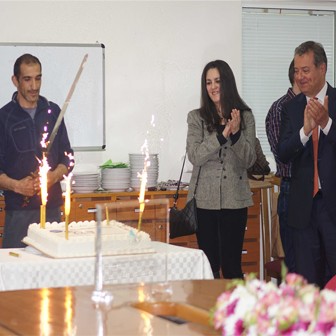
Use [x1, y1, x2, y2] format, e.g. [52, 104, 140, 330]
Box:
[319, 84, 336, 152]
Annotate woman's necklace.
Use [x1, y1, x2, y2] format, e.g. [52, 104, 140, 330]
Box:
[218, 112, 226, 125]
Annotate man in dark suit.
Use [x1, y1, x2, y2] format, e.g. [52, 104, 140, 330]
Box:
[278, 41, 336, 288]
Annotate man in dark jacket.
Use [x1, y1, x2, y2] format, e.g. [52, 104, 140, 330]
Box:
[0, 54, 74, 248]
[278, 41, 336, 288]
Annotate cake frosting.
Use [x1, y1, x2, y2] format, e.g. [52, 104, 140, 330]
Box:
[22, 220, 154, 258]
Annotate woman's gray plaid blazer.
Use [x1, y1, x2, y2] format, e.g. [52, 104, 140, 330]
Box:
[186, 109, 256, 210]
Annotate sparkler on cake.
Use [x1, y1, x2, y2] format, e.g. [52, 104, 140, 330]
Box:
[63, 173, 72, 239]
[137, 139, 150, 231]
[39, 133, 51, 229]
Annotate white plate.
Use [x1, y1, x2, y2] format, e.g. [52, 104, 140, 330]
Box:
[73, 184, 99, 188]
[101, 168, 130, 171]
[129, 161, 158, 166]
[72, 175, 99, 181]
[102, 180, 130, 184]
[101, 173, 130, 179]
[102, 184, 130, 188]
[101, 168, 130, 173]
[73, 186, 99, 190]
[101, 177, 130, 182]
[73, 173, 99, 177]
[72, 188, 97, 194]
[103, 188, 128, 192]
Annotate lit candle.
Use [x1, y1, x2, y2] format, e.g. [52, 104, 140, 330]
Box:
[63, 173, 72, 239]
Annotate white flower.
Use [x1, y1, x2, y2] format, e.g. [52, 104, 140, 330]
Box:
[321, 289, 336, 304]
[245, 324, 257, 336]
[224, 314, 240, 336]
[212, 275, 336, 336]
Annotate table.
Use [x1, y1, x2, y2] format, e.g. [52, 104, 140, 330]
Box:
[0, 279, 227, 335]
[0, 242, 213, 291]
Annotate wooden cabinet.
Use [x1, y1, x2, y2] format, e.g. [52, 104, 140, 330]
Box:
[0, 188, 262, 278]
[242, 188, 261, 277]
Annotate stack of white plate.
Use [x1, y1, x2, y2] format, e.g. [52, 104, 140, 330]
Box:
[72, 173, 100, 194]
[129, 154, 159, 191]
[101, 168, 131, 192]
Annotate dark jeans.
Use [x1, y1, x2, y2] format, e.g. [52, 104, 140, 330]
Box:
[278, 180, 296, 273]
[196, 207, 247, 279]
[2, 207, 61, 248]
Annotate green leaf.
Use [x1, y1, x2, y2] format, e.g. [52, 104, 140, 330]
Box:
[281, 261, 288, 283]
[99, 160, 130, 169]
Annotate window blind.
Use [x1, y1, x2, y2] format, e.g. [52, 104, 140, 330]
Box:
[242, 9, 334, 172]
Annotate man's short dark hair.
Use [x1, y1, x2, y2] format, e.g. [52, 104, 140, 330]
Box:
[14, 54, 42, 80]
[295, 41, 327, 71]
[288, 59, 295, 86]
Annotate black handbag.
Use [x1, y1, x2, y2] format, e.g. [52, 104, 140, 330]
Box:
[169, 122, 203, 239]
[247, 138, 271, 181]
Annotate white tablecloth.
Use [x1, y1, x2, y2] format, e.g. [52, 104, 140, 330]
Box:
[0, 242, 213, 291]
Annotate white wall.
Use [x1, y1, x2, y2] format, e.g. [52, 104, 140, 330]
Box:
[0, 1, 242, 182]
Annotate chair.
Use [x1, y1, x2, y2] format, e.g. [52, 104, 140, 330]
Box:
[261, 176, 284, 284]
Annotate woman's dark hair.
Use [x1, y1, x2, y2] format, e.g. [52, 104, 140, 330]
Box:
[200, 60, 251, 133]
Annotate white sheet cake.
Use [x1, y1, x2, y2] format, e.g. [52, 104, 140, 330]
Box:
[22, 220, 154, 258]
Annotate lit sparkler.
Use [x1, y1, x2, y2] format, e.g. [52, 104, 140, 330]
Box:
[39, 153, 51, 229]
[137, 139, 150, 231]
[63, 173, 73, 239]
[40, 133, 48, 148]
[63, 152, 75, 239]
[39, 133, 51, 229]
[65, 151, 75, 171]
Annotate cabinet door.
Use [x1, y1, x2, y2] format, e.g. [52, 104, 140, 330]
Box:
[75, 200, 100, 222]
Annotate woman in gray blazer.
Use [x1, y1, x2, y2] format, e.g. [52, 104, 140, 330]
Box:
[186, 60, 256, 279]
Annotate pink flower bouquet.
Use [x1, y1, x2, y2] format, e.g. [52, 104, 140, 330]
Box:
[211, 273, 336, 336]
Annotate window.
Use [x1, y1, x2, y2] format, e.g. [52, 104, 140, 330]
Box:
[242, 8, 334, 171]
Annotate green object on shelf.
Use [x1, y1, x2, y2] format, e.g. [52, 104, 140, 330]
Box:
[99, 159, 129, 169]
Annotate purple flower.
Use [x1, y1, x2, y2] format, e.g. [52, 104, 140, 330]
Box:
[234, 319, 245, 336]
[227, 298, 239, 316]
[315, 321, 335, 335]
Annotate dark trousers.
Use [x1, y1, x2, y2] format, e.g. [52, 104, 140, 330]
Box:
[278, 180, 296, 273]
[293, 192, 336, 288]
[196, 207, 247, 279]
[2, 207, 61, 248]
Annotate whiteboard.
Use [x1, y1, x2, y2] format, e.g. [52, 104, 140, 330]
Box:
[0, 43, 105, 151]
